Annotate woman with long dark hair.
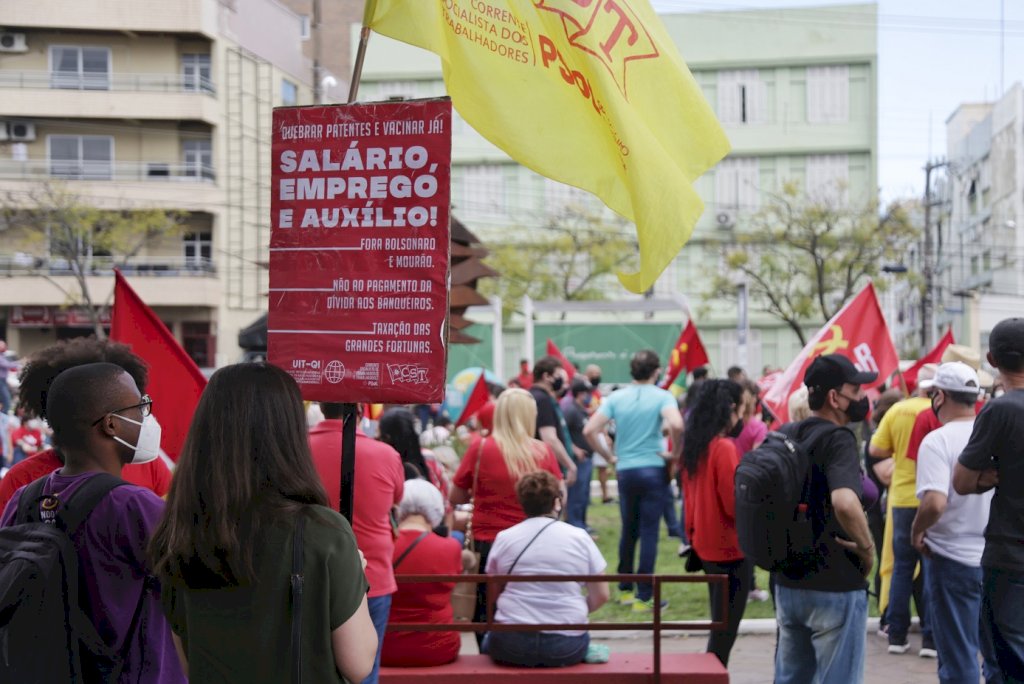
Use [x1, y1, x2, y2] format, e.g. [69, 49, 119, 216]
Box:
[379, 406, 454, 534]
[681, 379, 752, 667]
[149, 363, 377, 683]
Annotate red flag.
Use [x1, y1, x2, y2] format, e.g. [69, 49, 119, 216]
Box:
[545, 339, 577, 381]
[660, 321, 710, 389]
[903, 328, 955, 394]
[110, 270, 207, 462]
[455, 370, 490, 427]
[763, 282, 898, 424]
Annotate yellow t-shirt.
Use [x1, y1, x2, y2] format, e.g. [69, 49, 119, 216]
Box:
[870, 396, 931, 508]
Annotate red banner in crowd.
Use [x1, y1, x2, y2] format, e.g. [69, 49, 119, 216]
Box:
[110, 270, 207, 462]
[903, 328, 954, 394]
[660, 320, 710, 389]
[545, 339, 577, 381]
[763, 282, 898, 423]
[268, 100, 452, 403]
[455, 370, 490, 427]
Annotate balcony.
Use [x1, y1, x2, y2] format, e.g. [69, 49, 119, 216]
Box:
[8, 0, 219, 39]
[0, 71, 219, 123]
[0, 158, 215, 183]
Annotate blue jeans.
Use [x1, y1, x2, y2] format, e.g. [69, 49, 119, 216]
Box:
[983, 567, 1024, 683]
[363, 594, 392, 684]
[663, 483, 682, 537]
[616, 466, 667, 602]
[774, 585, 867, 684]
[889, 507, 930, 641]
[565, 456, 594, 530]
[483, 631, 589, 667]
[926, 554, 1002, 684]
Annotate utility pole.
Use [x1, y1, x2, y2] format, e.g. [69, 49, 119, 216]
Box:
[921, 158, 948, 352]
[312, 0, 323, 104]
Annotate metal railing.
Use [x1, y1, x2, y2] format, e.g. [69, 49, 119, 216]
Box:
[0, 254, 216, 277]
[0, 159, 216, 183]
[0, 70, 216, 95]
[388, 573, 728, 683]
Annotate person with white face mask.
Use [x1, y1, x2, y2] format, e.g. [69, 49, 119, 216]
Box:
[0, 362, 185, 683]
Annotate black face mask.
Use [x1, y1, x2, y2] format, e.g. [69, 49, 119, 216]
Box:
[590, 375, 602, 387]
[728, 418, 745, 439]
[931, 393, 943, 418]
[551, 377, 565, 393]
[844, 396, 871, 423]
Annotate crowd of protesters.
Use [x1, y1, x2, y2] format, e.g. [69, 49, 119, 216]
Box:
[1, 317, 1023, 682]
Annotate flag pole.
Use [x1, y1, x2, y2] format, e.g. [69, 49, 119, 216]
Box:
[339, 403, 358, 523]
[347, 24, 371, 103]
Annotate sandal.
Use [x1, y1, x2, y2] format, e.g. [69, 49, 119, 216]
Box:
[584, 643, 610, 664]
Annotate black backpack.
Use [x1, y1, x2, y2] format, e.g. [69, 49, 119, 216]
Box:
[734, 421, 841, 572]
[0, 472, 147, 683]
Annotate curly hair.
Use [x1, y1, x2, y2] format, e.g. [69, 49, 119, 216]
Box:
[682, 379, 743, 476]
[18, 337, 149, 419]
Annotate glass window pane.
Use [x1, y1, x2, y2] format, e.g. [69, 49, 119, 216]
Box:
[51, 47, 81, 89]
[49, 137, 79, 161]
[82, 137, 111, 162]
[81, 48, 109, 90]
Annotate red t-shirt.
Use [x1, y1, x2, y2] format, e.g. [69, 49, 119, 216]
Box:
[452, 436, 562, 543]
[381, 529, 462, 667]
[308, 422, 404, 597]
[682, 437, 743, 563]
[0, 448, 173, 512]
[10, 427, 43, 455]
[906, 409, 941, 462]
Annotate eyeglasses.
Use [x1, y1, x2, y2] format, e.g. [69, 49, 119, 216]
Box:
[91, 395, 153, 426]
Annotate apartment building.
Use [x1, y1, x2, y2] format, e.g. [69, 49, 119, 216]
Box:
[936, 83, 1024, 351]
[0, 0, 312, 367]
[355, 4, 878, 379]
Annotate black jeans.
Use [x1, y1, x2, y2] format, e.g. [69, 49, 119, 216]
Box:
[702, 558, 754, 666]
[473, 539, 494, 649]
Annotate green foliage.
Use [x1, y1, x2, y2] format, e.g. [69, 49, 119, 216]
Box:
[1, 182, 187, 337]
[705, 181, 920, 345]
[480, 206, 637, 320]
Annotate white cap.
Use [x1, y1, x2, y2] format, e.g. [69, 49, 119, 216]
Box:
[919, 362, 981, 395]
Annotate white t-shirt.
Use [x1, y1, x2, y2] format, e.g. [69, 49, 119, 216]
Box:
[916, 419, 994, 566]
[486, 516, 607, 636]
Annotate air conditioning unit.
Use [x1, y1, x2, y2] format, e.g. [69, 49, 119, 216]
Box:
[7, 122, 36, 142]
[0, 32, 28, 53]
[715, 210, 736, 229]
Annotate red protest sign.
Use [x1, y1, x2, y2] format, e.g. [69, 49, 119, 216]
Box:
[269, 100, 452, 403]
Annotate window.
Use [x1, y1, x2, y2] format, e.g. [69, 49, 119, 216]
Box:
[182, 138, 214, 180]
[378, 81, 419, 101]
[50, 46, 110, 90]
[714, 157, 760, 211]
[459, 165, 505, 218]
[299, 15, 311, 40]
[183, 231, 213, 268]
[281, 79, 298, 106]
[182, 321, 215, 368]
[717, 70, 766, 124]
[48, 135, 113, 180]
[806, 66, 849, 124]
[806, 154, 849, 204]
[182, 54, 212, 93]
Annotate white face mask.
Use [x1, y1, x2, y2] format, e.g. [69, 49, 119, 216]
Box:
[112, 413, 162, 464]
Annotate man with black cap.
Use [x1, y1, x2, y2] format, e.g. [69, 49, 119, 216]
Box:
[954, 317, 1024, 682]
[773, 353, 876, 684]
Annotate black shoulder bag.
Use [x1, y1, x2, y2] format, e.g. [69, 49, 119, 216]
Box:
[291, 514, 306, 684]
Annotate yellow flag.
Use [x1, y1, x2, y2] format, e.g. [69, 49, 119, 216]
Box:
[364, 0, 730, 293]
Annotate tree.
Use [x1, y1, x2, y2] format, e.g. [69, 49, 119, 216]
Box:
[480, 206, 636, 320]
[706, 181, 919, 346]
[1, 183, 186, 338]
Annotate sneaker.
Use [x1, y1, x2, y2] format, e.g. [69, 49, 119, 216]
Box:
[618, 590, 635, 606]
[876, 624, 889, 639]
[749, 589, 770, 602]
[919, 636, 937, 659]
[677, 543, 692, 558]
[631, 598, 669, 613]
[888, 636, 910, 655]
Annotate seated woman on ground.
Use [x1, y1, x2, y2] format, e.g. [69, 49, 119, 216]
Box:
[483, 471, 610, 668]
[381, 480, 465, 667]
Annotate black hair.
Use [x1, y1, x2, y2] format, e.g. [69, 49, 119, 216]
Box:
[532, 356, 561, 382]
[320, 402, 345, 420]
[692, 367, 709, 381]
[46, 362, 130, 453]
[989, 318, 1024, 372]
[807, 387, 829, 411]
[570, 378, 592, 397]
[941, 389, 980, 408]
[378, 407, 430, 481]
[727, 366, 745, 380]
[682, 379, 743, 476]
[630, 349, 660, 381]
[19, 337, 148, 419]
[149, 363, 328, 588]
[683, 378, 706, 412]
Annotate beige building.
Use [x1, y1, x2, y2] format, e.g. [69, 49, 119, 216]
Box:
[0, 0, 313, 367]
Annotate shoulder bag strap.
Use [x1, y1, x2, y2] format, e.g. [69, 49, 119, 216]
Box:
[465, 438, 485, 550]
[393, 531, 430, 570]
[291, 512, 307, 684]
[59, 473, 127, 535]
[507, 519, 558, 575]
[15, 476, 49, 524]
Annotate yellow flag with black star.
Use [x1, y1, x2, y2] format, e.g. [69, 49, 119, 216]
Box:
[364, 0, 730, 293]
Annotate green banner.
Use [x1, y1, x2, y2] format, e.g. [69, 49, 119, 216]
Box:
[446, 324, 493, 382]
[536, 323, 683, 384]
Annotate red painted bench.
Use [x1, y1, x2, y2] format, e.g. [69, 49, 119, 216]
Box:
[380, 653, 728, 683]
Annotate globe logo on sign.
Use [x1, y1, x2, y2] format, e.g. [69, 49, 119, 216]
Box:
[323, 361, 346, 384]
